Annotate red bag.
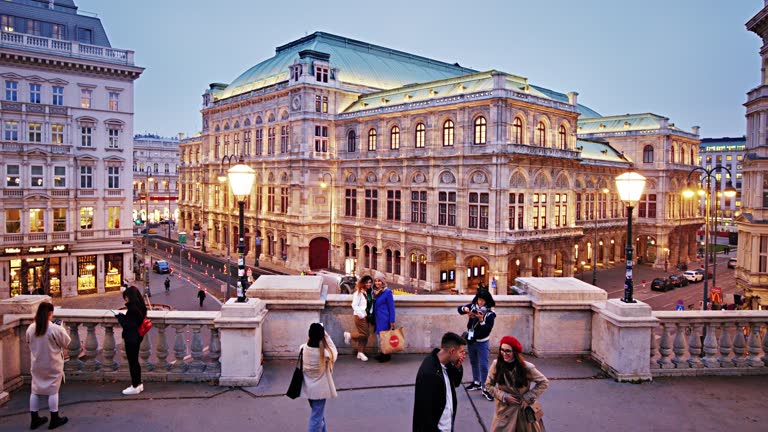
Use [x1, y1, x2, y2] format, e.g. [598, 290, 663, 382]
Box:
[138, 318, 152, 337]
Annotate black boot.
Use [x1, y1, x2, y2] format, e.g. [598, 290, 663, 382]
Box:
[48, 412, 68, 430]
[30, 411, 48, 430]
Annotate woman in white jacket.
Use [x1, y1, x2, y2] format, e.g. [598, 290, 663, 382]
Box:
[344, 275, 373, 361]
[301, 323, 338, 432]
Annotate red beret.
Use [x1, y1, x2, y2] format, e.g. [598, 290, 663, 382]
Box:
[499, 336, 523, 353]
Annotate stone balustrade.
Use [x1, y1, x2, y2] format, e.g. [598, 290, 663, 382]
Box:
[651, 311, 768, 376]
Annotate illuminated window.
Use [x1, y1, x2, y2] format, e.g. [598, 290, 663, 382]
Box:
[30, 165, 43, 187]
[4, 121, 18, 141]
[5, 209, 20, 233]
[54, 166, 66, 187]
[474, 116, 487, 145]
[28, 123, 42, 142]
[368, 129, 377, 151]
[53, 208, 66, 232]
[558, 125, 567, 149]
[51, 124, 64, 144]
[512, 117, 523, 143]
[415, 123, 425, 148]
[107, 206, 120, 229]
[443, 120, 454, 146]
[536, 121, 546, 146]
[109, 92, 119, 111]
[80, 207, 94, 230]
[80, 88, 92, 108]
[29, 208, 44, 232]
[390, 126, 400, 150]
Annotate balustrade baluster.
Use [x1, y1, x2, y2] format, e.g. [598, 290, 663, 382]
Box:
[657, 323, 674, 369]
[82, 323, 102, 372]
[64, 322, 83, 372]
[188, 325, 205, 373]
[732, 322, 747, 367]
[717, 323, 734, 367]
[103, 325, 118, 371]
[155, 323, 170, 371]
[139, 332, 155, 371]
[672, 323, 689, 368]
[762, 322, 768, 365]
[171, 324, 189, 373]
[687, 323, 703, 368]
[746, 323, 765, 367]
[650, 328, 660, 369]
[207, 327, 221, 374]
[702, 323, 719, 368]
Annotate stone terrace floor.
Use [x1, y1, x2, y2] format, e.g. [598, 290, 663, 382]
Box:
[1, 354, 765, 431]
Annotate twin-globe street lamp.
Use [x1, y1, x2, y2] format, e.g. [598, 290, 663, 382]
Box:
[615, 171, 647, 303]
[226, 160, 256, 302]
[682, 167, 736, 310]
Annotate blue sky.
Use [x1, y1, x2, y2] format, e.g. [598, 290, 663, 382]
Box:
[76, 0, 762, 139]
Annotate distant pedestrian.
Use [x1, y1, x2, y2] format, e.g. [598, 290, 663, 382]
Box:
[412, 332, 467, 432]
[26, 302, 71, 430]
[372, 271, 396, 362]
[164, 277, 171, 294]
[485, 336, 549, 432]
[300, 323, 337, 432]
[458, 290, 497, 400]
[197, 287, 207, 308]
[343, 275, 374, 361]
[116, 286, 147, 395]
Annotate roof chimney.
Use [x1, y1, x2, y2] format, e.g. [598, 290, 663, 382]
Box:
[691, 126, 700, 135]
[567, 92, 578, 106]
[178, 132, 185, 140]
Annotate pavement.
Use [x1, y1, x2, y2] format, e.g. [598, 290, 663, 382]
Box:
[1, 354, 765, 431]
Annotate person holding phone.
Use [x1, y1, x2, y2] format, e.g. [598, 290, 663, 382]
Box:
[115, 286, 147, 395]
[458, 290, 496, 400]
[412, 332, 467, 432]
[26, 302, 71, 429]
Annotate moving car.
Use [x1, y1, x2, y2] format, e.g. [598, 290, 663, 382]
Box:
[651, 277, 673, 292]
[727, 258, 737, 269]
[683, 270, 703, 283]
[153, 260, 170, 274]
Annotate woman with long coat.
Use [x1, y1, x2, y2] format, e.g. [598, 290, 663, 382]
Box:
[484, 336, 549, 432]
[372, 271, 396, 362]
[300, 323, 338, 432]
[116, 285, 147, 395]
[26, 302, 71, 430]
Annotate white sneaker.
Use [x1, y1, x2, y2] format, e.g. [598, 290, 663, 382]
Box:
[343, 332, 351, 345]
[357, 352, 369, 362]
[122, 385, 143, 395]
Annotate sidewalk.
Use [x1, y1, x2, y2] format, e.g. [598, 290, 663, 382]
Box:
[1, 355, 765, 431]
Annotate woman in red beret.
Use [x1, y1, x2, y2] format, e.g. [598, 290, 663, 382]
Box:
[484, 336, 549, 431]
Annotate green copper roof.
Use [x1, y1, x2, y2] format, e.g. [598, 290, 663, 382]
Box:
[578, 139, 629, 164]
[577, 113, 670, 134]
[530, 86, 600, 118]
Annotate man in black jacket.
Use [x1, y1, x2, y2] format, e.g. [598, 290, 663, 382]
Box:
[413, 332, 467, 432]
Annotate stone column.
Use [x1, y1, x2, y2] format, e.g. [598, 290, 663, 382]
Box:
[214, 298, 268, 386]
[455, 265, 467, 295]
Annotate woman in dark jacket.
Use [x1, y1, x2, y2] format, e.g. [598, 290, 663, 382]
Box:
[116, 286, 147, 395]
[457, 290, 496, 400]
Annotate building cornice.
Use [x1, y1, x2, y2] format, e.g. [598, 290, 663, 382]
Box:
[0, 49, 143, 81]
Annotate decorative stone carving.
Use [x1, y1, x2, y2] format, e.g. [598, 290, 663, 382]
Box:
[510, 171, 527, 188]
[346, 173, 357, 183]
[555, 174, 569, 189]
[533, 173, 550, 188]
[412, 172, 426, 184]
[388, 172, 400, 183]
[471, 172, 487, 184]
[440, 171, 456, 184]
[365, 172, 377, 183]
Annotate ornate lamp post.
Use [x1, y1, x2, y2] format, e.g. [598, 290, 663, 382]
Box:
[227, 159, 255, 302]
[143, 167, 154, 297]
[320, 173, 333, 271]
[615, 171, 647, 303]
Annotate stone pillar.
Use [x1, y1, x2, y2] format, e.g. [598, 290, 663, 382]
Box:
[591, 299, 658, 382]
[455, 265, 467, 295]
[214, 298, 268, 386]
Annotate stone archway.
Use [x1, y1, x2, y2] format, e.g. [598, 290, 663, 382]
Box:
[508, 257, 522, 289]
[465, 255, 489, 294]
[434, 251, 457, 291]
[532, 255, 545, 277]
[553, 251, 565, 276]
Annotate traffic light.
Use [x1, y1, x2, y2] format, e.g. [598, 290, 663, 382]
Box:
[135, 218, 143, 225]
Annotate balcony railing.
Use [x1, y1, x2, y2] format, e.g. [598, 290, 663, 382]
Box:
[1, 31, 135, 66]
[0, 101, 68, 116]
[1, 140, 72, 154]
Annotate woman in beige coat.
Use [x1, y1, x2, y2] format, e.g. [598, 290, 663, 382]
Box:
[25, 302, 71, 430]
[485, 336, 549, 432]
[300, 322, 338, 432]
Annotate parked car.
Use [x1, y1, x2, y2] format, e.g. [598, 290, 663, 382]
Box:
[677, 275, 689, 286]
[651, 277, 673, 292]
[694, 268, 713, 279]
[727, 258, 737, 269]
[683, 270, 703, 283]
[153, 260, 170, 274]
[668, 275, 688, 288]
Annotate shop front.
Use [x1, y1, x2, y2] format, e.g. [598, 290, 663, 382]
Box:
[105, 253, 124, 292]
[4, 245, 67, 297]
[77, 255, 97, 295]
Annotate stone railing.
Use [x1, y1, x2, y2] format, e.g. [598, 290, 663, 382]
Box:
[650, 311, 768, 376]
[0, 31, 135, 65]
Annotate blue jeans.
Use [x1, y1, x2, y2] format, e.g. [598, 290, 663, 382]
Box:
[308, 399, 327, 432]
[468, 340, 490, 387]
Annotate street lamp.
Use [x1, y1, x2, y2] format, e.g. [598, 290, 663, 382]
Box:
[320, 173, 333, 271]
[227, 158, 255, 302]
[592, 187, 610, 286]
[143, 167, 155, 297]
[615, 171, 647, 303]
[218, 155, 237, 299]
[682, 166, 737, 309]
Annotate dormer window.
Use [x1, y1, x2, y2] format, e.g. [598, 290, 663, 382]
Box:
[315, 66, 329, 83]
[292, 65, 302, 81]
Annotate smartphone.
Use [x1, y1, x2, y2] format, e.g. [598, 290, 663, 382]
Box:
[110, 309, 118, 315]
[53, 319, 62, 325]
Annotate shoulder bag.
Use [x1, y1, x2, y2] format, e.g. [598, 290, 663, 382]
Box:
[138, 317, 152, 337]
[286, 348, 304, 399]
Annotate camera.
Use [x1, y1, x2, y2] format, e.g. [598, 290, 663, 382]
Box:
[470, 304, 487, 315]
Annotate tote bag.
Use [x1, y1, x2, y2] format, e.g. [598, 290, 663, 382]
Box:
[286, 348, 304, 399]
[379, 327, 406, 355]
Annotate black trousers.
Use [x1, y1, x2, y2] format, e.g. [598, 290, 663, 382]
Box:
[125, 339, 142, 387]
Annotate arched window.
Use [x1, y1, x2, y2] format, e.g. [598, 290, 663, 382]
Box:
[364, 245, 371, 268]
[368, 129, 377, 151]
[390, 126, 400, 150]
[689, 148, 694, 165]
[680, 146, 685, 164]
[415, 123, 426, 148]
[536, 121, 546, 146]
[347, 130, 356, 152]
[670, 144, 676, 163]
[513, 117, 523, 144]
[409, 253, 417, 278]
[643, 145, 654, 163]
[558, 125, 567, 149]
[474, 116, 487, 145]
[419, 254, 427, 281]
[394, 250, 401, 275]
[443, 120, 454, 147]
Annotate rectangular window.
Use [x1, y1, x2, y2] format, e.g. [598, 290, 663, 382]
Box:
[386, 190, 401, 221]
[267, 128, 275, 154]
[315, 66, 329, 83]
[26, 19, 40, 36]
[280, 126, 289, 153]
[469, 192, 489, 230]
[345, 189, 357, 217]
[280, 187, 289, 214]
[81, 126, 92, 147]
[255, 129, 263, 155]
[80, 88, 92, 108]
[267, 186, 275, 213]
[51, 124, 64, 144]
[438, 191, 457, 226]
[79, 207, 94, 230]
[54, 166, 66, 187]
[80, 166, 93, 189]
[5, 209, 21, 233]
[108, 128, 120, 148]
[365, 189, 378, 219]
[109, 92, 119, 111]
[2, 15, 15, 32]
[28, 123, 42, 142]
[6, 165, 20, 187]
[53, 208, 67, 232]
[52, 86, 63, 105]
[322, 96, 328, 113]
[4, 121, 19, 141]
[5, 80, 17, 101]
[51, 24, 64, 40]
[760, 235, 768, 273]
[29, 208, 44, 232]
[107, 167, 120, 189]
[509, 193, 525, 230]
[314, 125, 328, 153]
[29, 83, 41, 104]
[411, 191, 427, 224]
[30, 165, 43, 187]
[77, 28, 92, 44]
[107, 206, 120, 229]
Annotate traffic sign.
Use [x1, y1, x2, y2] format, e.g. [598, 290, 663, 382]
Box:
[180, 244, 186, 250]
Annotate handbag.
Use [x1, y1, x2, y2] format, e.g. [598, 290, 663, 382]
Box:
[524, 401, 544, 423]
[285, 348, 304, 399]
[379, 327, 406, 355]
[138, 317, 152, 337]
